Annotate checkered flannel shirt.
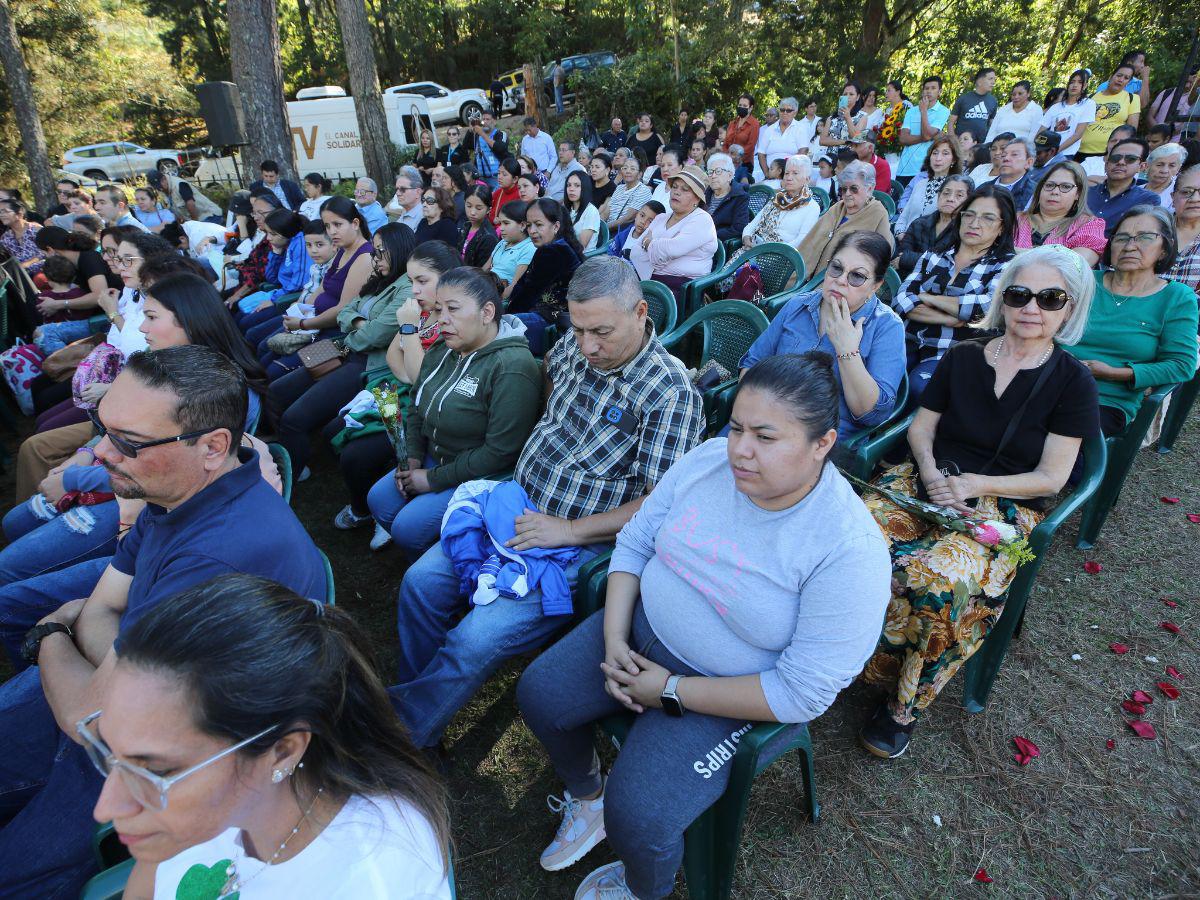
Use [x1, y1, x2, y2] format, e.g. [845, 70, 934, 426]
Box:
[890, 248, 1014, 361]
[1171, 232, 1200, 302]
[515, 325, 705, 522]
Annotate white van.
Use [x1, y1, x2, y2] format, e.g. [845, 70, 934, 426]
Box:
[197, 86, 436, 184]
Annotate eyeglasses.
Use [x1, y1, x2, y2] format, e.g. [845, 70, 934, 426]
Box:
[370, 246, 388, 259]
[1111, 231, 1162, 247]
[1107, 153, 1143, 165]
[1002, 285, 1071, 311]
[1175, 186, 1200, 200]
[826, 259, 871, 287]
[706, 168, 733, 176]
[101, 249, 119, 261]
[779, 107, 797, 114]
[1040, 181, 1077, 194]
[87, 408, 212, 459]
[113, 254, 143, 270]
[422, 196, 438, 204]
[396, 184, 418, 193]
[77, 711, 277, 811]
[960, 210, 1001, 225]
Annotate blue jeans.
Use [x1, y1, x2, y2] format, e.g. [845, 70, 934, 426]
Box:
[908, 355, 941, 402]
[0, 497, 120, 589]
[239, 304, 283, 335]
[0, 667, 105, 899]
[391, 540, 604, 748]
[366, 465, 453, 557]
[517, 605, 803, 899]
[0, 556, 110, 670]
[34, 320, 92, 355]
[554, 83, 565, 114]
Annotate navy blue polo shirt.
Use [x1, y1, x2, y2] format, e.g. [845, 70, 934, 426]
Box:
[111, 448, 326, 633]
[1087, 181, 1161, 237]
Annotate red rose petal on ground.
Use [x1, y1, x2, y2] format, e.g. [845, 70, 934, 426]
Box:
[1166, 666, 1183, 680]
[1126, 720, 1157, 740]
[1121, 700, 1146, 715]
[1162, 599, 1178, 608]
[1083, 560, 1102, 573]
[1161, 621, 1181, 634]
[1011, 736, 1040, 766]
[1131, 690, 1154, 704]
[1109, 642, 1129, 654]
[1105, 738, 1116, 750]
[1157, 682, 1181, 699]
[1188, 514, 1200, 524]
[1161, 496, 1181, 504]
[973, 867, 993, 884]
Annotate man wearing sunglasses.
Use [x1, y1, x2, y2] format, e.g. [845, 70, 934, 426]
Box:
[0, 346, 327, 897]
[1087, 137, 1161, 237]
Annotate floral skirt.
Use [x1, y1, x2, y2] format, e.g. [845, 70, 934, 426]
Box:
[860, 463, 1044, 725]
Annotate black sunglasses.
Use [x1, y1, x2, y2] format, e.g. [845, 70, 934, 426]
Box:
[1002, 286, 1071, 311]
[87, 408, 212, 459]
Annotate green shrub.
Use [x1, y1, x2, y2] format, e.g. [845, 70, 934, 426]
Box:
[552, 115, 586, 148]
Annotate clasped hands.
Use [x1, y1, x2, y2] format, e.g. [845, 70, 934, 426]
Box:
[601, 635, 670, 713]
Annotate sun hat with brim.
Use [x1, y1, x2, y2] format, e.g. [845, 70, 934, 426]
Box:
[668, 165, 709, 202]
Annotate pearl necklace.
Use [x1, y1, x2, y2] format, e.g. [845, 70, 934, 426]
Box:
[219, 787, 324, 897]
[993, 336, 1052, 368]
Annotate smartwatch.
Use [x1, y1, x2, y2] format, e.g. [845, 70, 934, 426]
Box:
[20, 622, 74, 665]
[660, 674, 684, 718]
[397, 324, 420, 335]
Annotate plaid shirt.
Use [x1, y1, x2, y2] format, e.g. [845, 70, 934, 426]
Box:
[515, 325, 705, 522]
[891, 248, 1013, 362]
[1170, 232, 1200, 302]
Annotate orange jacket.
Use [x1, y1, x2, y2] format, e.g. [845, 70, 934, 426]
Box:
[723, 115, 761, 156]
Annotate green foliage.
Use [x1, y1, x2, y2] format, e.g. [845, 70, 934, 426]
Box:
[552, 115, 586, 148]
[392, 144, 418, 170]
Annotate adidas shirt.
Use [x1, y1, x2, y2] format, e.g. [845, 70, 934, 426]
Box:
[951, 90, 998, 142]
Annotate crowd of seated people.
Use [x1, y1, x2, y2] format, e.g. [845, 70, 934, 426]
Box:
[0, 47, 1198, 900]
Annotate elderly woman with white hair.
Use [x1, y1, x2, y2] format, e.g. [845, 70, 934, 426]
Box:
[754, 95, 805, 181]
[737, 154, 819, 252]
[703, 152, 750, 241]
[858, 244, 1102, 759]
[1144, 143, 1188, 210]
[799, 159, 894, 276]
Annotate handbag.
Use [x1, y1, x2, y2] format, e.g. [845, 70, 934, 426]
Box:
[0, 339, 46, 415]
[726, 262, 765, 305]
[266, 330, 317, 356]
[298, 338, 348, 379]
[41, 333, 105, 381]
[71, 342, 124, 410]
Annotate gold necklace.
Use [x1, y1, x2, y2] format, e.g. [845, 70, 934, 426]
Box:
[219, 787, 324, 897]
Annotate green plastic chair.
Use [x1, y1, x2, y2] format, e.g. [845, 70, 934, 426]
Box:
[319, 549, 336, 605]
[660, 301, 770, 378]
[1076, 382, 1179, 549]
[681, 242, 806, 319]
[746, 184, 775, 218]
[873, 190, 897, 217]
[271, 289, 303, 309]
[269, 442, 293, 505]
[580, 566, 819, 900]
[722, 236, 742, 258]
[1157, 367, 1199, 454]
[711, 241, 726, 272]
[845, 415, 1109, 712]
[79, 857, 134, 900]
[810, 186, 830, 213]
[877, 267, 902, 306]
[639, 280, 679, 336]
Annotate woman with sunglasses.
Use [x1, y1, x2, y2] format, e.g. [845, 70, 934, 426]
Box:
[0, 271, 275, 589]
[85, 574, 451, 899]
[740, 231, 905, 442]
[414, 186, 460, 246]
[860, 246, 1101, 758]
[1015, 160, 1107, 266]
[1066, 205, 1198, 436]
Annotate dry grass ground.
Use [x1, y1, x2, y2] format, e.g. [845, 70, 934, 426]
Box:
[2, 410, 1196, 898]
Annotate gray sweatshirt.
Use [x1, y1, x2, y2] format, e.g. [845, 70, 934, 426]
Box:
[610, 439, 891, 723]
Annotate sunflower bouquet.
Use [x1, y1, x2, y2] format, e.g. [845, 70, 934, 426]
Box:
[875, 102, 907, 155]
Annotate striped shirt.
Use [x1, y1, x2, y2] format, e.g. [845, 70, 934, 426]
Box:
[605, 182, 653, 228]
[891, 248, 1014, 362]
[515, 325, 705, 522]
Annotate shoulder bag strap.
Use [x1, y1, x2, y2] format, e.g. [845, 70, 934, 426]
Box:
[977, 348, 1059, 476]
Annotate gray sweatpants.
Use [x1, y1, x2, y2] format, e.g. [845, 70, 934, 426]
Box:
[516, 604, 804, 899]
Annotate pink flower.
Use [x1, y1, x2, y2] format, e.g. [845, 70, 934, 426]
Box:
[972, 524, 1002, 547]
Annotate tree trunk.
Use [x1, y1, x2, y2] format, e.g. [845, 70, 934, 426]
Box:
[294, 0, 319, 69]
[196, 0, 229, 76]
[0, 0, 54, 211]
[333, 0, 393, 190]
[523, 62, 540, 123]
[227, 0, 296, 178]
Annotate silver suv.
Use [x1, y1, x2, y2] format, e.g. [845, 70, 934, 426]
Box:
[61, 142, 188, 182]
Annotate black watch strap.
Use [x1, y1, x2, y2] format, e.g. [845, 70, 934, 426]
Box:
[21, 622, 73, 665]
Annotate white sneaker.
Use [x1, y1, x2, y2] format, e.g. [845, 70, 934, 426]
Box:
[369, 522, 392, 551]
[540, 780, 606, 872]
[574, 861, 637, 899]
[296, 466, 311, 483]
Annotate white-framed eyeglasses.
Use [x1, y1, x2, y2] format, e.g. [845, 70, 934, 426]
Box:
[76, 710, 278, 811]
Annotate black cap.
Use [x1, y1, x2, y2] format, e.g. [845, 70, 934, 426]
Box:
[1034, 131, 1061, 151]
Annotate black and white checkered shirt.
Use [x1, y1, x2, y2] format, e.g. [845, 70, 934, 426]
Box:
[890, 248, 1014, 362]
[515, 325, 705, 522]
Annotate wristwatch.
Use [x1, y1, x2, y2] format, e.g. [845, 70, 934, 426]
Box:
[20, 622, 74, 665]
[397, 324, 420, 335]
[660, 674, 685, 718]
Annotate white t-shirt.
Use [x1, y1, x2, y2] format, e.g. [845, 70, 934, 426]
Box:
[1040, 99, 1097, 154]
[153, 794, 450, 900]
[109, 287, 148, 359]
[1081, 156, 1107, 180]
[573, 203, 602, 251]
[299, 195, 331, 221]
[985, 102, 1044, 143]
[969, 164, 999, 187]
